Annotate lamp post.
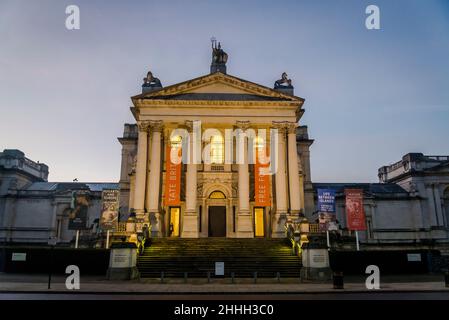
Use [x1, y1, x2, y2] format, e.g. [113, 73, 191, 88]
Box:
[47, 237, 57, 290]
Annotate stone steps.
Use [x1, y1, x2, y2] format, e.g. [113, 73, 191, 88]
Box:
[137, 238, 302, 278]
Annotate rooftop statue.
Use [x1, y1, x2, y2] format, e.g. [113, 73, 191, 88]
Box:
[274, 72, 293, 88]
[211, 38, 228, 65]
[142, 71, 162, 87]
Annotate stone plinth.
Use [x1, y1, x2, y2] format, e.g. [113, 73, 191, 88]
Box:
[107, 242, 140, 280]
[300, 236, 332, 282]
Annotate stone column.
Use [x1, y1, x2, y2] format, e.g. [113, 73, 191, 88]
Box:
[148, 120, 163, 236]
[433, 185, 445, 227]
[426, 184, 439, 227]
[236, 121, 253, 238]
[182, 121, 199, 238]
[133, 121, 150, 218]
[272, 122, 288, 237]
[287, 123, 301, 218]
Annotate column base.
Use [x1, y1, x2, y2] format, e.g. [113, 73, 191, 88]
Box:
[237, 212, 253, 238]
[181, 211, 199, 238]
[290, 210, 301, 221]
[135, 209, 146, 221]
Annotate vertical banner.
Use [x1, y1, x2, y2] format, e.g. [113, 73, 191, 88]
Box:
[317, 189, 336, 213]
[68, 192, 89, 230]
[317, 188, 336, 231]
[255, 147, 271, 207]
[345, 188, 367, 231]
[164, 144, 181, 206]
[100, 189, 120, 230]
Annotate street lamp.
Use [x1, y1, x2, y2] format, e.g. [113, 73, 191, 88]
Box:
[47, 237, 57, 290]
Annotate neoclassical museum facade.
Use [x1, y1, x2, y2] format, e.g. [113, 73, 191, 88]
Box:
[118, 57, 314, 239]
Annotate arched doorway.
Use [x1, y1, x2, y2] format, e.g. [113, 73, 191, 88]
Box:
[208, 191, 227, 237]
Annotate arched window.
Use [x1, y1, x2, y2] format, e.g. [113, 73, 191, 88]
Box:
[209, 191, 226, 199]
[170, 135, 182, 149]
[210, 135, 224, 164]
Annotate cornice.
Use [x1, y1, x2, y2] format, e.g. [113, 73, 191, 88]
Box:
[134, 99, 301, 107]
[132, 72, 305, 103]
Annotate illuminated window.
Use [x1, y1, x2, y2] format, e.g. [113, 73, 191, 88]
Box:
[209, 191, 226, 199]
[210, 134, 224, 164]
[254, 136, 268, 163]
[254, 136, 265, 149]
[170, 135, 182, 149]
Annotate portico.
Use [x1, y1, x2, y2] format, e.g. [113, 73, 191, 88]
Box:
[118, 44, 311, 239]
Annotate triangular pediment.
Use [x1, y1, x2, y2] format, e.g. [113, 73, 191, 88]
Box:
[132, 72, 303, 103]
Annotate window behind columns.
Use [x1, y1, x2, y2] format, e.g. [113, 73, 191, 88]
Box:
[210, 135, 224, 164]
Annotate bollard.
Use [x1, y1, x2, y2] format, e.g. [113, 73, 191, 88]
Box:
[333, 271, 344, 289]
[207, 272, 211, 283]
[445, 271, 449, 288]
[184, 272, 188, 283]
[231, 272, 235, 284]
[276, 272, 281, 283]
[160, 271, 164, 284]
[253, 271, 258, 284]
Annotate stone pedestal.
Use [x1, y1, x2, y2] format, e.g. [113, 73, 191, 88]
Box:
[107, 242, 140, 280]
[236, 213, 253, 238]
[181, 212, 199, 238]
[300, 236, 332, 282]
[149, 212, 162, 237]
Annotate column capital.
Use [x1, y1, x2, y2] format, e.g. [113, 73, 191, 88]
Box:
[235, 120, 251, 131]
[185, 120, 195, 133]
[286, 122, 298, 134]
[137, 121, 151, 132]
[271, 121, 288, 133]
[149, 120, 164, 132]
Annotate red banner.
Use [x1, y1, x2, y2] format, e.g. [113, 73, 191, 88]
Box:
[255, 148, 271, 207]
[345, 189, 367, 231]
[164, 145, 181, 206]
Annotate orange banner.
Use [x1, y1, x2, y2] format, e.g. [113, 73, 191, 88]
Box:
[255, 149, 271, 207]
[164, 145, 181, 206]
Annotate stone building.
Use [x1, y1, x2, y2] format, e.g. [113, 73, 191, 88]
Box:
[0, 149, 117, 245]
[118, 44, 313, 239]
[1, 45, 448, 252]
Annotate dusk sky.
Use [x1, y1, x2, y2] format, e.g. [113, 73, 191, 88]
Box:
[1, 0, 448, 183]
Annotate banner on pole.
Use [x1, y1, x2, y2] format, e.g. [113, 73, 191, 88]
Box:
[345, 188, 367, 231]
[317, 189, 336, 213]
[164, 144, 181, 206]
[68, 191, 89, 230]
[254, 146, 271, 207]
[100, 189, 120, 230]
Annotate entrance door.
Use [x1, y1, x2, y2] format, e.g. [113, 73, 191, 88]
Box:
[254, 207, 265, 237]
[169, 207, 180, 237]
[208, 206, 226, 237]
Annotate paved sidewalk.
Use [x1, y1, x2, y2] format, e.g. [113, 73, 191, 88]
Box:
[1, 273, 448, 293]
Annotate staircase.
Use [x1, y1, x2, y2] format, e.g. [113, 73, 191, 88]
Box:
[137, 238, 301, 278]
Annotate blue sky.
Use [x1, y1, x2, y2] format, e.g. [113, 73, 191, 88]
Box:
[1, 0, 448, 182]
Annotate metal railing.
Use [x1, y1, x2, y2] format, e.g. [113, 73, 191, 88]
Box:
[117, 222, 127, 232]
[309, 223, 322, 234]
